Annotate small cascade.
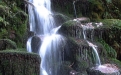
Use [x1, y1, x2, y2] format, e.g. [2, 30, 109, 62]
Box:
[87, 41, 101, 66]
[81, 22, 101, 66]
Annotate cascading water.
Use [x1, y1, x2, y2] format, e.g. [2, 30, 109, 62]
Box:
[87, 41, 101, 65]
[26, 0, 65, 75]
[81, 23, 101, 66]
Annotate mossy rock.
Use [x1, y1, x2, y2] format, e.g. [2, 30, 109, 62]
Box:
[53, 13, 71, 26]
[0, 50, 40, 75]
[94, 19, 121, 60]
[58, 20, 82, 37]
[0, 39, 17, 50]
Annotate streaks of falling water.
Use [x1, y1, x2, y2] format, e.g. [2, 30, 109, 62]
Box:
[73, 1, 77, 18]
[27, 0, 65, 75]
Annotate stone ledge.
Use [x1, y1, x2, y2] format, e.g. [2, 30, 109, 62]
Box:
[0, 50, 40, 75]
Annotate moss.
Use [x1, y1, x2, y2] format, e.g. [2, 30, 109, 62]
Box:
[100, 19, 121, 26]
[63, 20, 77, 27]
[5, 39, 17, 48]
[98, 39, 117, 58]
[0, 39, 17, 50]
[109, 58, 121, 68]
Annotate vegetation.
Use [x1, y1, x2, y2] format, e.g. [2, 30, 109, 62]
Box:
[52, 0, 121, 19]
[0, 0, 28, 48]
[98, 39, 117, 58]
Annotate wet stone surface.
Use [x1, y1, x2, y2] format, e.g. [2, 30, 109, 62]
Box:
[87, 64, 120, 75]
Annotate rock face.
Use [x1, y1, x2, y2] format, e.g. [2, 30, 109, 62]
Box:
[0, 50, 40, 75]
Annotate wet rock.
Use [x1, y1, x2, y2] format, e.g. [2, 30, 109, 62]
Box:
[87, 64, 120, 75]
[27, 31, 35, 38]
[31, 35, 42, 53]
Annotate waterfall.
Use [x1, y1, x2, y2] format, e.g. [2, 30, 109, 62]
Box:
[81, 23, 101, 66]
[73, 1, 77, 18]
[27, 0, 65, 75]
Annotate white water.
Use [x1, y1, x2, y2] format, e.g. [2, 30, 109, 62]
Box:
[26, 37, 32, 52]
[27, 0, 64, 75]
[28, 0, 55, 35]
[40, 34, 65, 75]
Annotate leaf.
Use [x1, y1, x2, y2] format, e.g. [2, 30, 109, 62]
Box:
[0, 17, 4, 22]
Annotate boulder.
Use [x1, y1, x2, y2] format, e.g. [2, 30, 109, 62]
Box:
[31, 35, 42, 53]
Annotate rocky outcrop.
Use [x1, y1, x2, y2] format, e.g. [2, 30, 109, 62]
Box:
[57, 18, 121, 74]
[0, 50, 40, 75]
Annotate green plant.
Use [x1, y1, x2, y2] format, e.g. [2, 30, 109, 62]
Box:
[0, 0, 28, 47]
[98, 39, 117, 58]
